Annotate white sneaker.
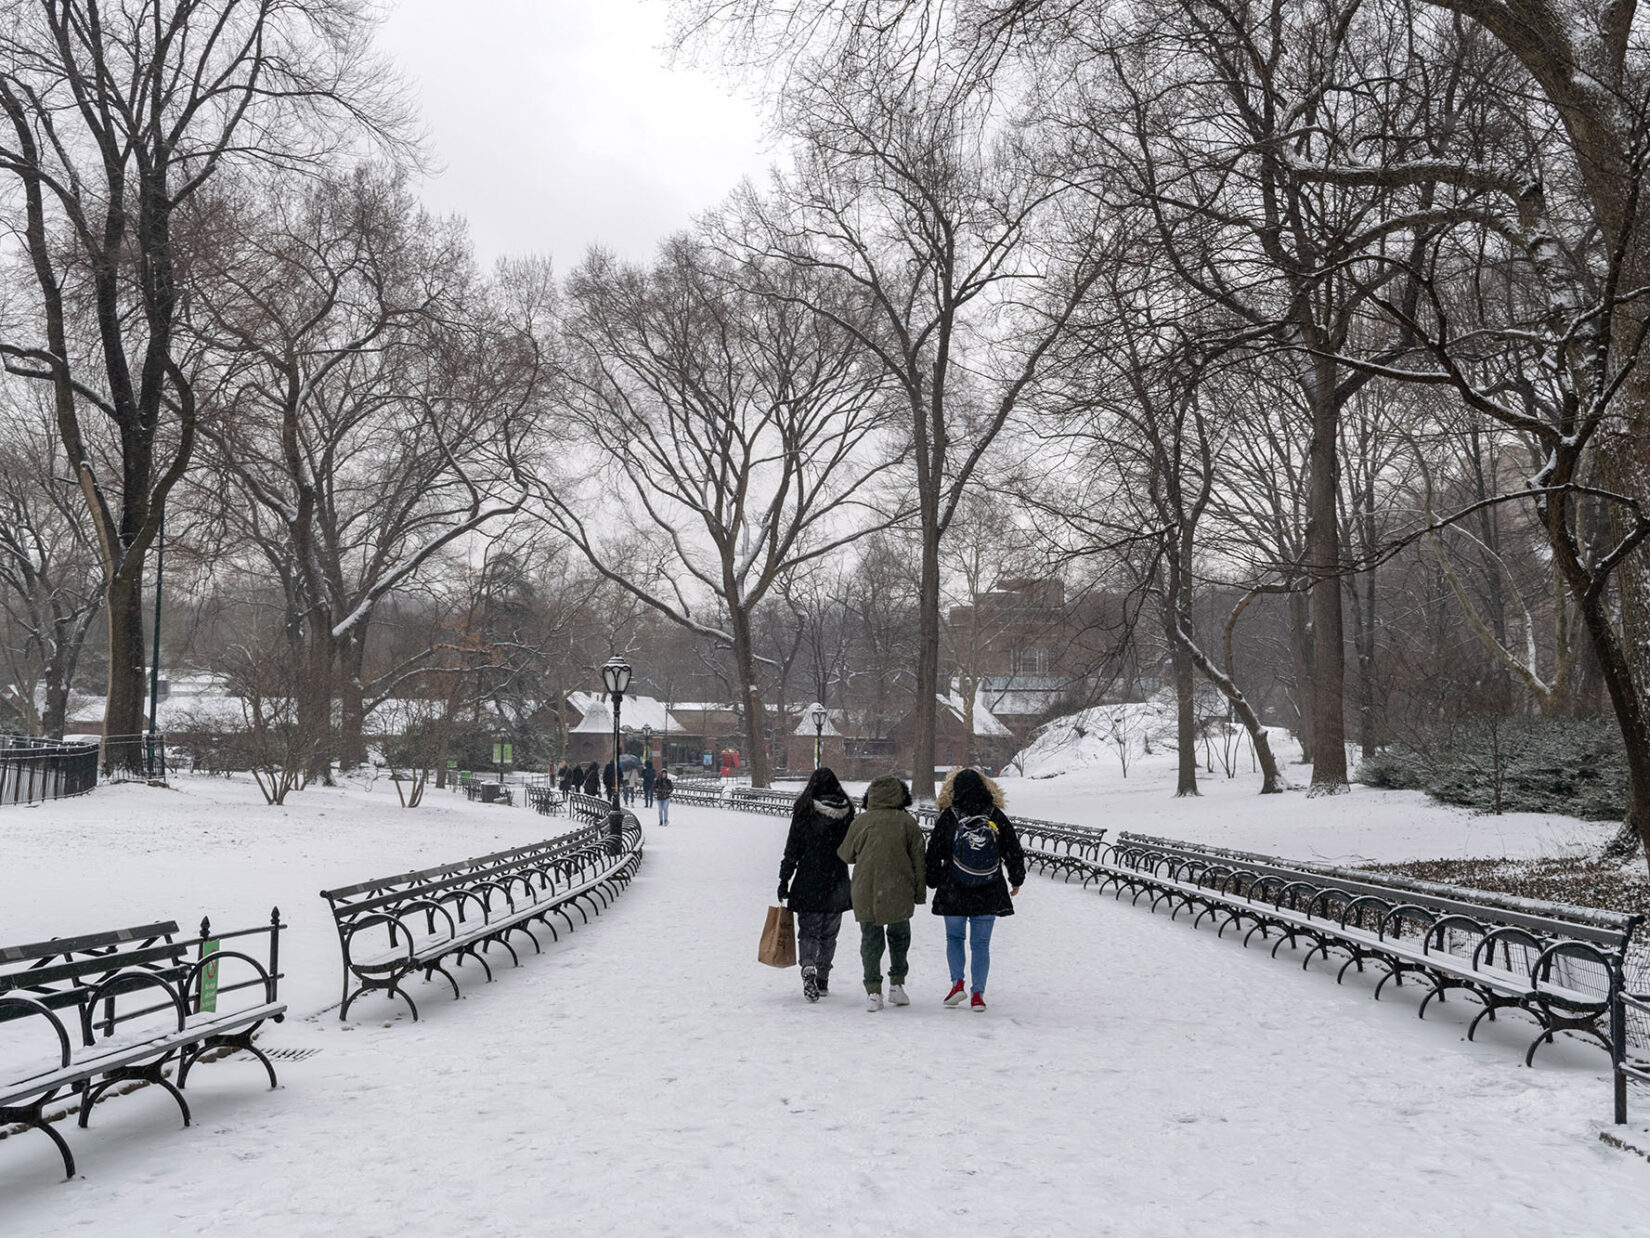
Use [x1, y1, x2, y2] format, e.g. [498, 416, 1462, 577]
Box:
[887, 984, 909, 1006]
[865, 991, 883, 1012]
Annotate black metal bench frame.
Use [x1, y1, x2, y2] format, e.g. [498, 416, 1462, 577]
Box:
[1080, 831, 1645, 1121]
[1, 910, 286, 1180]
[319, 814, 644, 1022]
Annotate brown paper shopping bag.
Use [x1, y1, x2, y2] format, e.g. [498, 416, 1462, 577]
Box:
[758, 905, 797, 968]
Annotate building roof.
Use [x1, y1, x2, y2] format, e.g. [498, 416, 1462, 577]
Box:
[566, 691, 687, 735]
[939, 691, 1014, 738]
[791, 708, 844, 738]
[975, 675, 1078, 719]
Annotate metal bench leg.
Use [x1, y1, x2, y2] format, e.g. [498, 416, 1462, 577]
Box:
[0, 1098, 77, 1179]
[179, 1030, 281, 1091]
[1335, 952, 1368, 984]
[80, 1062, 190, 1129]
[1526, 1013, 1612, 1067]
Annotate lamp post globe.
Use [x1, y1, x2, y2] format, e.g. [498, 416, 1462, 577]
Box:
[601, 657, 632, 852]
[808, 702, 827, 771]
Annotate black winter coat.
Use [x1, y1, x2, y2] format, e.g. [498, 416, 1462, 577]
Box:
[583, 768, 600, 796]
[779, 794, 855, 914]
[925, 807, 1026, 917]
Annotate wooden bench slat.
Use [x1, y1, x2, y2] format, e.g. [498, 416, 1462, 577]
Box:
[0, 922, 179, 964]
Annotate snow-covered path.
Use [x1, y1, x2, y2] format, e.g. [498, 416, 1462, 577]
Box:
[4, 792, 1648, 1235]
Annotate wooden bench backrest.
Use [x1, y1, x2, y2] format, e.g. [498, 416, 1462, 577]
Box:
[320, 828, 606, 920]
[0, 921, 179, 966]
[0, 924, 189, 1031]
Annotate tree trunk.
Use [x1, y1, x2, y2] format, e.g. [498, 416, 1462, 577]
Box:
[1168, 602, 1199, 797]
[336, 630, 369, 771]
[728, 606, 770, 788]
[1179, 616, 1285, 793]
[912, 509, 942, 799]
[101, 567, 147, 773]
[300, 620, 333, 785]
[1305, 359, 1348, 793]
[1289, 589, 1315, 764]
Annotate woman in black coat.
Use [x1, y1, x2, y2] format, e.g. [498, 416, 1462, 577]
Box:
[924, 767, 1025, 1011]
[778, 766, 855, 1002]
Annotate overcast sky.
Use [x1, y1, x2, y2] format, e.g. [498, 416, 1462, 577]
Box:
[375, 0, 774, 270]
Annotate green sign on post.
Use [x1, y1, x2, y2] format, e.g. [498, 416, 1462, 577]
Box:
[502, 743, 513, 764]
[492, 742, 502, 764]
[200, 939, 220, 1013]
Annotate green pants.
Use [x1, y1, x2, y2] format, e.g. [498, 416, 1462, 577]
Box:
[860, 920, 911, 993]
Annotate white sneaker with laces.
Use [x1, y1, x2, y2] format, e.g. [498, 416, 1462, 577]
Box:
[865, 991, 883, 1012]
[887, 984, 909, 1006]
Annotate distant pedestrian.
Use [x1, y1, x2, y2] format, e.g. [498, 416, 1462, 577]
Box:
[583, 764, 600, 797]
[837, 775, 926, 1012]
[654, 770, 673, 825]
[777, 768, 855, 1002]
[622, 763, 639, 805]
[642, 759, 657, 807]
[925, 767, 1025, 1012]
[602, 759, 617, 800]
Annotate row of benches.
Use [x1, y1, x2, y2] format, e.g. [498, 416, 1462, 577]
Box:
[1083, 832, 1645, 1121]
[318, 804, 644, 1021]
[714, 789, 1647, 1121]
[1, 911, 287, 1179]
[7, 802, 646, 1182]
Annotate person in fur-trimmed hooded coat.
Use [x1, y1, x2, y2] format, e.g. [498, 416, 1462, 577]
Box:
[925, 767, 1025, 1010]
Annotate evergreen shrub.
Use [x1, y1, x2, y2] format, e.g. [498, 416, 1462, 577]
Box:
[1354, 716, 1627, 820]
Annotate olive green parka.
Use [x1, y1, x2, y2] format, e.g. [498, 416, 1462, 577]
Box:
[837, 775, 927, 924]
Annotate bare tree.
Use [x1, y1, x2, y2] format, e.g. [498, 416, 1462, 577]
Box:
[0, 400, 101, 734]
[551, 233, 900, 787]
[192, 173, 543, 776]
[0, 0, 408, 770]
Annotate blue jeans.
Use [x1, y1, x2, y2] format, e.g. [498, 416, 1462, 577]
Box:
[945, 915, 996, 993]
[657, 798, 670, 825]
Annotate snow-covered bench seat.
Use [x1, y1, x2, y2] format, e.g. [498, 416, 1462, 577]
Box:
[1077, 832, 1644, 1123]
[0, 912, 287, 1180]
[319, 815, 644, 1022]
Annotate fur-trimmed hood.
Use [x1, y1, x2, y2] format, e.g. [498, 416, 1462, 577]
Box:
[936, 767, 1005, 814]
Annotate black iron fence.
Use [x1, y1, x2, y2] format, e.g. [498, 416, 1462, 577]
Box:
[0, 735, 100, 806]
[99, 731, 167, 782]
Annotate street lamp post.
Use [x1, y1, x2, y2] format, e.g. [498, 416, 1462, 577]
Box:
[641, 723, 653, 768]
[601, 657, 632, 852]
[809, 702, 828, 771]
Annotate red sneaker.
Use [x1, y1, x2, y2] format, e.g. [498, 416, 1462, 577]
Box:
[970, 992, 987, 1012]
[943, 979, 966, 1007]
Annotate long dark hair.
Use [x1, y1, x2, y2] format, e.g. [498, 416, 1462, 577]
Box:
[792, 767, 847, 820]
[951, 768, 995, 816]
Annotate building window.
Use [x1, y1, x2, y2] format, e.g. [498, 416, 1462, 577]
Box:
[1016, 648, 1048, 675]
[845, 738, 895, 758]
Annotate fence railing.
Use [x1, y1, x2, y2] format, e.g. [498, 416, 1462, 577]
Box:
[100, 731, 167, 781]
[0, 735, 100, 806]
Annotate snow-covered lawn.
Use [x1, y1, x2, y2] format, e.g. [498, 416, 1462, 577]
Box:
[999, 715, 1619, 866]
[2, 769, 1645, 1234]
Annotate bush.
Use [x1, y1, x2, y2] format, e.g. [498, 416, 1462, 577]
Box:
[1354, 716, 1628, 820]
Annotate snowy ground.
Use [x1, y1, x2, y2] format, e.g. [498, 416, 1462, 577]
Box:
[2, 769, 1646, 1234]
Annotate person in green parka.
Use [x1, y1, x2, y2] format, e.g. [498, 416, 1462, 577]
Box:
[837, 774, 927, 1012]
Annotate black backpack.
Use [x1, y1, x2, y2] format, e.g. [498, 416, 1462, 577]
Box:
[950, 813, 1001, 886]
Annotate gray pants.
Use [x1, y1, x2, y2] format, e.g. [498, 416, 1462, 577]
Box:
[797, 911, 843, 986]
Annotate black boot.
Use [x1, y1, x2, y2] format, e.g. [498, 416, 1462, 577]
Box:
[803, 965, 820, 1002]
